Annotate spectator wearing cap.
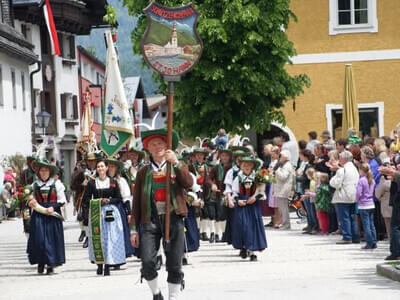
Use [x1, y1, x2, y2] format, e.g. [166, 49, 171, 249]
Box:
[306, 131, 320, 154]
[321, 130, 336, 152]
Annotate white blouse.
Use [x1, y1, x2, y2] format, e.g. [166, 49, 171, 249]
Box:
[33, 178, 66, 204]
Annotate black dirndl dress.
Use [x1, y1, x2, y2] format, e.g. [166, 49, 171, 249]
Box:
[27, 181, 65, 266]
[184, 205, 200, 252]
[232, 181, 267, 251]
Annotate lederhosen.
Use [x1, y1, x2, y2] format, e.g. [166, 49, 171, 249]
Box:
[140, 163, 185, 285]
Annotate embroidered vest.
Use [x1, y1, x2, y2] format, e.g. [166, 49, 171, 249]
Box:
[34, 182, 57, 204]
[152, 172, 167, 202]
[239, 180, 256, 199]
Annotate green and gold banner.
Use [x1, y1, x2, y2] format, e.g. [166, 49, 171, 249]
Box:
[90, 198, 105, 264]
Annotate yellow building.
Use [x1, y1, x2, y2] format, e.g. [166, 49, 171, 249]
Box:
[279, 0, 400, 143]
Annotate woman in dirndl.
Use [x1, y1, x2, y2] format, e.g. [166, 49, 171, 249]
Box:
[82, 159, 126, 276]
[27, 158, 66, 275]
[182, 171, 202, 265]
[106, 158, 136, 259]
[232, 157, 267, 261]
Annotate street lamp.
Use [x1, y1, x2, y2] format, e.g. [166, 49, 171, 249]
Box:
[36, 108, 51, 136]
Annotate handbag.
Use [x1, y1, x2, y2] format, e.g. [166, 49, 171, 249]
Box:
[105, 210, 114, 222]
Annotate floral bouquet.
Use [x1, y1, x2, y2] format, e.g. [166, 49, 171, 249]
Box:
[22, 185, 64, 220]
[255, 168, 275, 184]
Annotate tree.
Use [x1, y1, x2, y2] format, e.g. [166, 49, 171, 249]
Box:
[123, 0, 310, 137]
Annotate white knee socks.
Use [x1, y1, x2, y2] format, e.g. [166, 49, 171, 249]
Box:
[147, 277, 160, 295]
[168, 283, 181, 300]
[210, 220, 215, 235]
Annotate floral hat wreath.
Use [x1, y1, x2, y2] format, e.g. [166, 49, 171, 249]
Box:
[105, 157, 125, 173]
[84, 150, 105, 161]
[29, 136, 58, 177]
[192, 136, 209, 156]
[228, 135, 252, 154]
[133, 112, 179, 152]
[118, 137, 145, 162]
[31, 157, 58, 177]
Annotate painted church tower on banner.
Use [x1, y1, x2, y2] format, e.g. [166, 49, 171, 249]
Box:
[171, 21, 178, 48]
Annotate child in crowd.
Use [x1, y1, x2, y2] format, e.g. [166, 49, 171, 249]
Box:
[301, 168, 319, 234]
[356, 163, 377, 249]
[314, 173, 331, 234]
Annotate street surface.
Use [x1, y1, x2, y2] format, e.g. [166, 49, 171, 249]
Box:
[1, 203, 399, 300]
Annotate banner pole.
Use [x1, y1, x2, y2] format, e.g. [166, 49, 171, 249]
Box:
[164, 81, 174, 251]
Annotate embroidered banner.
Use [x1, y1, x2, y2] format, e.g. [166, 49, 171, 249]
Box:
[90, 198, 105, 264]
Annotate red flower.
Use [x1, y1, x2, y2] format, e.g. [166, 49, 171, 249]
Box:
[154, 188, 166, 202]
[18, 186, 24, 192]
[17, 192, 22, 197]
[197, 176, 204, 185]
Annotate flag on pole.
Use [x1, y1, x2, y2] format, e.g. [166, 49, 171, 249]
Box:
[77, 91, 97, 154]
[101, 31, 133, 157]
[43, 0, 61, 56]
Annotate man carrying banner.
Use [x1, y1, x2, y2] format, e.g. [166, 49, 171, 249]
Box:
[130, 129, 193, 300]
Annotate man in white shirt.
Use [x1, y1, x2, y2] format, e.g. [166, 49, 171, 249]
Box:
[280, 131, 298, 168]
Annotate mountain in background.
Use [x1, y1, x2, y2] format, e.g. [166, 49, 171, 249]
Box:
[77, 0, 158, 95]
[145, 20, 198, 46]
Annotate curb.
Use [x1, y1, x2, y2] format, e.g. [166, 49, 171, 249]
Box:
[376, 262, 400, 282]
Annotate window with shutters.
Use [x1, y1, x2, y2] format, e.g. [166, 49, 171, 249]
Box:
[0, 65, 3, 107]
[329, 0, 377, 35]
[21, 72, 26, 111]
[68, 36, 76, 59]
[61, 93, 78, 120]
[58, 32, 64, 57]
[11, 69, 16, 109]
[92, 105, 101, 123]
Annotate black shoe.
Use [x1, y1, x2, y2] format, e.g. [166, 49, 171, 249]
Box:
[182, 257, 188, 265]
[78, 230, 86, 242]
[155, 255, 162, 270]
[201, 232, 209, 241]
[104, 265, 110, 276]
[250, 254, 257, 261]
[352, 240, 360, 244]
[153, 292, 164, 300]
[240, 248, 248, 259]
[83, 237, 89, 248]
[209, 233, 215, 243]
[113, 265, 121, 270]
[215, 234, 220, 243]
[46, 266, 54, 275]
[385, 254, 400, 261]
[37, 264, 45, 274]
[220, 233, 227, 242]
[96, 264, 103, 275]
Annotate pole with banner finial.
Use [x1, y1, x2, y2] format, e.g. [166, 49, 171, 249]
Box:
[140, 1, 203, 252]
[164, 81, 174, 250]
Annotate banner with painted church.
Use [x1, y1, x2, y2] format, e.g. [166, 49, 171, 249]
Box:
[141, 2, 202, 78]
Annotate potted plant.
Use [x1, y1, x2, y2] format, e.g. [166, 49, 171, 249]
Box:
[103, 5, 118, 42]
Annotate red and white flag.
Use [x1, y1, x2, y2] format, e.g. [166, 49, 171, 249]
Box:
[43, 0, 60, 56]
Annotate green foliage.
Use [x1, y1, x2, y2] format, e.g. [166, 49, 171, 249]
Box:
[124, 0, 311, 137]
[1, 154, 26, 174]
[103, 4, 118, 26]
[85, 46, 98, 58]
